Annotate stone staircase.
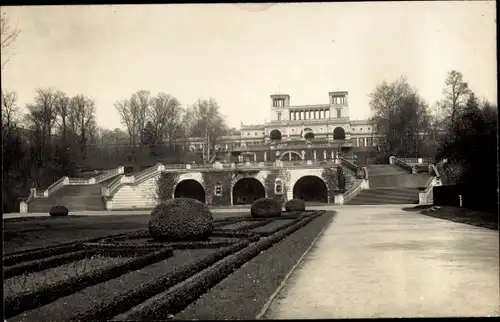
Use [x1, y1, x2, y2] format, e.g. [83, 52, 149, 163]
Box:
[28, 184, 109, 212]
[346, 187, 420, 205]
[346, 164, 430, 205]
[25, 168, 124, 213]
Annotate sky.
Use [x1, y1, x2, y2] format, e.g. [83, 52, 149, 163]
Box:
[1, 2, 497, 131]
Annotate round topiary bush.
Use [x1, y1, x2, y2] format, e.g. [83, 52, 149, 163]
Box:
[148, 198, 214, 241]
[49, 205, 69, 217]
[251, 198, 282, 218]
[285, 199, 306, 212]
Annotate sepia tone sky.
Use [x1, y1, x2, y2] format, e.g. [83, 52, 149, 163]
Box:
[1, 2, 496, 130]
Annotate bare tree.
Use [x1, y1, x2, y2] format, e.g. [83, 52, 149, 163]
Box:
[98, 127, 129, 147]
[189, 98, 229, 162]
[440, 70, 471, 125]
[1, 90, 19, 130]
[130, 90, 151, 144]
[24, 89, 60, 186]
[1, 14, 21, 69]
[369, 77, 431, 156]
[54, 91, 71, 142]
[69, 94, 97, 152]
[114, 98, 140, 149]
[148, 93, 183, 147]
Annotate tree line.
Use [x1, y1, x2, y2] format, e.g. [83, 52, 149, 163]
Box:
[1, 87, 238, 213]
[368, 70, 497, 207]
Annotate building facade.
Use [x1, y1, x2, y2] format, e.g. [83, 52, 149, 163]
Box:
[180, 91, 385, 163]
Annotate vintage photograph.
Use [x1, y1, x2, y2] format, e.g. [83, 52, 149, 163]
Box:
[2, 2, 498, 320]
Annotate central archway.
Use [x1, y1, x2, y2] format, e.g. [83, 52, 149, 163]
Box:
[279, 151, 302, 161]
[174, 179, 206, 203]
[333, 127, 346, 140]
[232, 177, 266, 205]
[293, 176, 328, 203]
[270, 129, 282, 140]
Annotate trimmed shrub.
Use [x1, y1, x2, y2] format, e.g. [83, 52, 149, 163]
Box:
[285, 199, 306, 212]
[251, 198, 282, 218]
[49, 205, 69, 217]
[148, 198, 214, 242]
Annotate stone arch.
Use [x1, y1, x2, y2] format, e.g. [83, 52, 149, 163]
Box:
[292, 175, 328, 203]
[173, 179, 206, 203]
[302, 128, 314, 140]
[270, 129, 282, 140]
[232, 177, 266, 205]
[333, 126, 346, 140]
[279, 151, 302, 161]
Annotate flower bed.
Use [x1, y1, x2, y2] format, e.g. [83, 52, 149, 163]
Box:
[175, 211, 335, 319]
[112, 211, 326, 320]
[5, 247, 174, 319]
[5, 210, 332, 321]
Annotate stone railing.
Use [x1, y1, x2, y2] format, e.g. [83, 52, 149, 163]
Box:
[418, 176, 443, 205]
[104, 175, 125, 197]
[34, 188, 47, 198]
[103, 164, 165, 197]
[45, 176, 69, 196]
[94, 166, 124, 183]
[339, 155, 361, 178]
[19, 189, 37, 213]
[390, 156, 415, 174]
[428, 163, 441, 178]
[68, 177, 95, 185]
[334, 179, 369, 205]
[397, 157, 434, 165]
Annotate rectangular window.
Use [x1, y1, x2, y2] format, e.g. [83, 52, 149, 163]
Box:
[336, 109, 341, 118]
[277, 113, 282, 121]
[367, 137, 373, 146]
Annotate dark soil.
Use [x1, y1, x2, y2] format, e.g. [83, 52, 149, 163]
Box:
[8, 249, 218, 322]
[175, 211, 335, 320]
[3, 213, 248, 254]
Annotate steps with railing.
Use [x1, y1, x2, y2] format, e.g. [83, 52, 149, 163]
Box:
[20, 166, 125, 213]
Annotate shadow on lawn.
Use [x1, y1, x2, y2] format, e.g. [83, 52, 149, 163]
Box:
[403, 205, 498, 231]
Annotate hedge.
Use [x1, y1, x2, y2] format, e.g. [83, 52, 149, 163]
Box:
[4, 230, 145, 263]
[68, 240, 250, 321]
[5, 247, 174, 319]
[4, 249, 90, 279]
[112, 211, 325, 320]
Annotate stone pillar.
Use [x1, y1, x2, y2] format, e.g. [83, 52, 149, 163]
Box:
[264, 152, 267, 162]
[331, 151, 334, 159]
[313, 150, 317, 160]
[254, 153, 257, 162]
[19, 201, 28, 213]
[323, 151, 327, 160]
[105, 200, 113, 210]
[301, 150, 305, 159]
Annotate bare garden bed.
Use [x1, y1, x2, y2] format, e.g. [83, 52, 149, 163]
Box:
[4, 210, 335, 321]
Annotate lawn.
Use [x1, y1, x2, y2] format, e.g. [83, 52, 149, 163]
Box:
[403, 205, 498, 230]
[3, 209, 335, 321]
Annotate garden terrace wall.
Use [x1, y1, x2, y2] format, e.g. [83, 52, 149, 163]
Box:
[154, 168, 343, 206]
